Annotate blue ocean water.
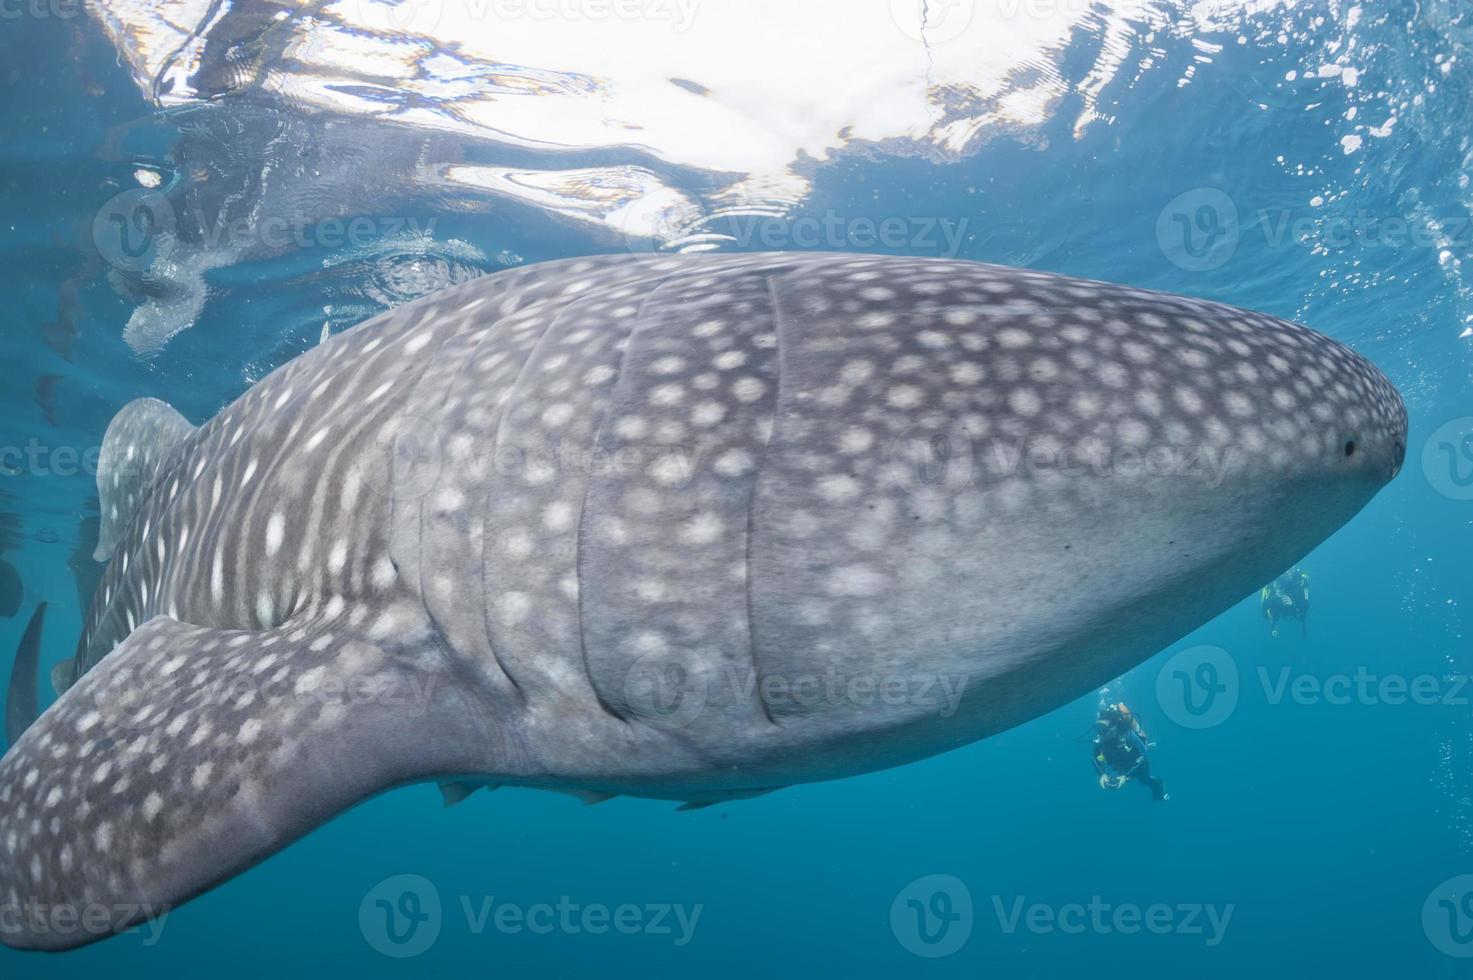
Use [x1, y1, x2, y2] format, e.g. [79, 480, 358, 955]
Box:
[1, 1, 1471, 976]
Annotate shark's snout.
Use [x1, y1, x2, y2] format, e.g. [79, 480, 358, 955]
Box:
[1307, 341, 1407, 489]
[1369, 366, 1408, 482]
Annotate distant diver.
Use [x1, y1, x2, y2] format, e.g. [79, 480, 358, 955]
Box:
[1092, 701, 1168, 802]
[1261, 566, 1310, 638]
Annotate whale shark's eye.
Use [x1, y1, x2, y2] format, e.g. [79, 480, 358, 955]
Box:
[1344, 440, 1356, 457]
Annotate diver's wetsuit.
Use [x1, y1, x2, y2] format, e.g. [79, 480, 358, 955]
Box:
[1262, 569, 1310, 637]
[1094, 726, 1168, 802]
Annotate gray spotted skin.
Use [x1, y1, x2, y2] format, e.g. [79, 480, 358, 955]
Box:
[0, 253, 1405, 950]
[91, 399, 196, 563]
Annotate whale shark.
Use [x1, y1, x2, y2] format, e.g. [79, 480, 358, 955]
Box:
[0, 252, 1405, 950]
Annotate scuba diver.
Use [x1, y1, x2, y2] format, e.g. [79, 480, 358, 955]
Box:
[1261, 566, 1310, 638]
[1092, 702, 1169, 802]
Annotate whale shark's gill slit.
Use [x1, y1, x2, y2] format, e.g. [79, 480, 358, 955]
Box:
[376, 309, 522, 700]
[745, 274, 789, 729]
[574, 273, 680, 725]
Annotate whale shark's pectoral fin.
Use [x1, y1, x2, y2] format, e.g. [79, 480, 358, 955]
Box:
[0, 613, 488, 952]
[438, 779, 499, 807]
[675, 787, 782, 811]
[3, 603, 45, 750]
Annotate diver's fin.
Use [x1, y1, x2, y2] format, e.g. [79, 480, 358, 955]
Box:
[3, 602, 45, 750]
[50, 656, 75, 696]
[94, 398, 197, 561]
[0, 612, 493, 951]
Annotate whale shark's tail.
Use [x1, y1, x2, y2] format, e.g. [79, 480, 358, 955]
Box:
[4, 602, 46, 750]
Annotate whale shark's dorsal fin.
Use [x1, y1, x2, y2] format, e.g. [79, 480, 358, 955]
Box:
[0, 612, 491, 948]
[94, 398, 196, 562]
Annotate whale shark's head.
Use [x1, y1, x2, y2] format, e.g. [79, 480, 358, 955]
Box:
[704, 258, 1407, 774]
